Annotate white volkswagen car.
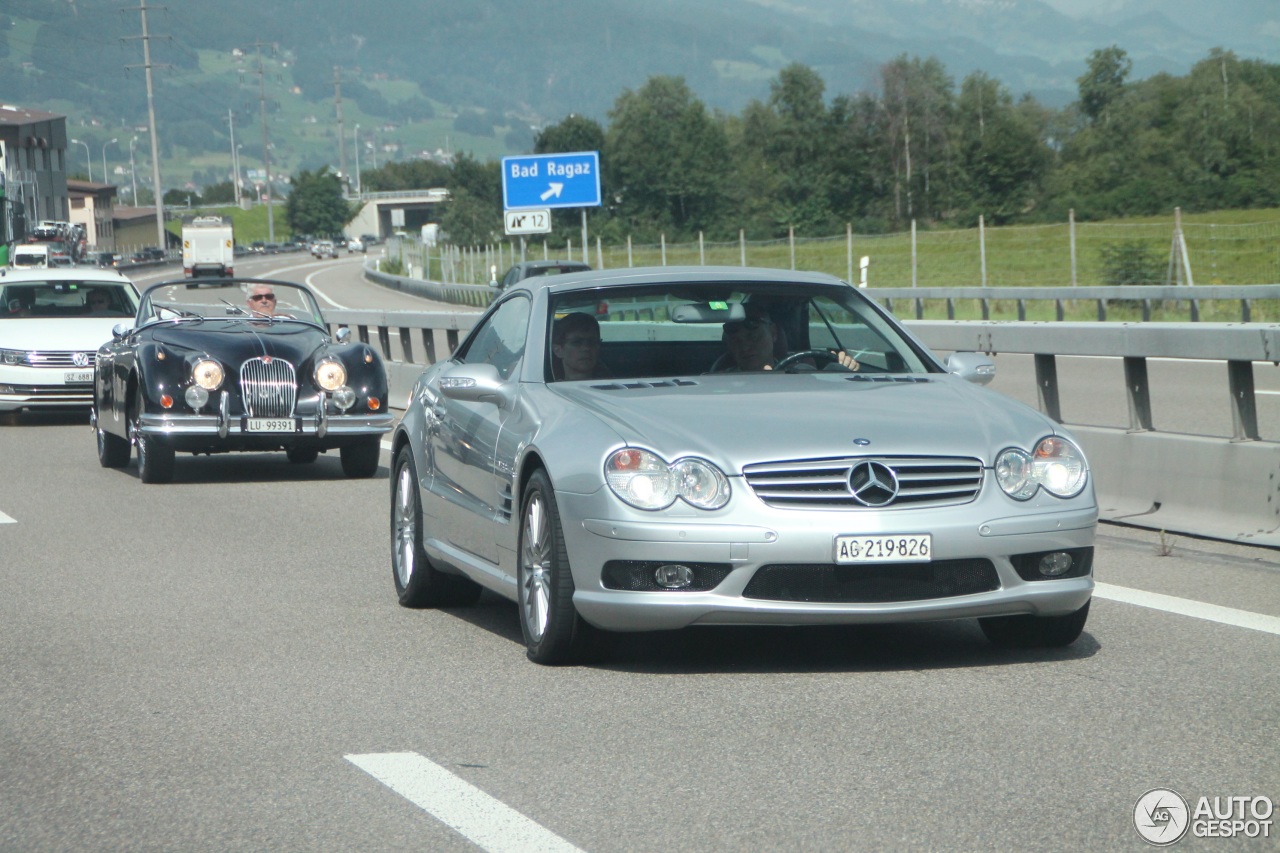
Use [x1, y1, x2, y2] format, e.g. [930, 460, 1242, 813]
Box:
[1, 267, 140, 419]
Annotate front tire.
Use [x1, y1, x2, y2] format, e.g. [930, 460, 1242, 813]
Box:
[980, 600, 1090, 648]
[518, 469, 606, 665]
[96, 409, 130, 468]
[131, 396, 174, 484]
[341, 437, 381, 478]
[391, 446, 482, 608]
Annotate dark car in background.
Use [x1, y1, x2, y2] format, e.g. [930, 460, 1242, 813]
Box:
[92, 278, 393, 483]
[494, 260, 592, 289]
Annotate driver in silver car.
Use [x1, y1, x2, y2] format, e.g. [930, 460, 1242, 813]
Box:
[721, 305, 861, 371]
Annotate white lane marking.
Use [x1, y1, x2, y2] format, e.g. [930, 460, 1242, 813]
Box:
[346, 752, 585, 853]
[1094, 582, 1280, 636]
[0, 510, 15, 524]
[303, 269, 348, 309]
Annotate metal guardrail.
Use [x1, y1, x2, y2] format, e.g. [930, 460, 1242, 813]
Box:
[869, 284, 1280, 322]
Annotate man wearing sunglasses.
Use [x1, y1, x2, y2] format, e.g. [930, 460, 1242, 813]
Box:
[246, 284, 281, 316]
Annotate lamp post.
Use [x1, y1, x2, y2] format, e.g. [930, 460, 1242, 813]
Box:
[234, 144, 243, 207]
[129, 136, 139, 204]
[102, 138, 118, 186]
[354, 124, 361, 194]
[69, 139, 92, 182]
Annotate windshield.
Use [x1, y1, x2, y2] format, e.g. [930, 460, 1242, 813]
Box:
[136, 280, 325, 326]
[1, 280, 139, 319]
[546, 280, 935, 381]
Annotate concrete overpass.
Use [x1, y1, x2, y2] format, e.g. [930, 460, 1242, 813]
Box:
[345, 188, 448, 241]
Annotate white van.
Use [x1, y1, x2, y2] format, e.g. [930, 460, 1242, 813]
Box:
[11, 244, 50, 269]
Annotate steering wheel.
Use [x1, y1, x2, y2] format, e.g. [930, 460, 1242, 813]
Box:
[773, 349, 843, 372]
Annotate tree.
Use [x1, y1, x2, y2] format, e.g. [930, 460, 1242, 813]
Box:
[605, 75, 729, 238]
[1078, 46, 1131, 126]
[950, 73, 1051, 224]
[880, 55, 954, 224]
[738, 63, 839, 234]
[535, 114, 606, 155]
[284, 167, 350, 236]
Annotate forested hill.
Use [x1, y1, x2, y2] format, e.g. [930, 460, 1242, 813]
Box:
[6, 0, 1278, 135]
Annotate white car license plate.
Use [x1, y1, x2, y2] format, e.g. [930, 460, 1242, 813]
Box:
[835, 534, 932, 563]
[64, 370, 93, 384]
[245, 418, 296, 433]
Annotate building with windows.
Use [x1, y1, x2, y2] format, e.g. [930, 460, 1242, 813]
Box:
[0, 103, 69, 227]
[68, 179, 119, 250]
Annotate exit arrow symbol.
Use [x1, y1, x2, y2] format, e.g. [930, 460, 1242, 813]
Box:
[540, 182, 564, 201]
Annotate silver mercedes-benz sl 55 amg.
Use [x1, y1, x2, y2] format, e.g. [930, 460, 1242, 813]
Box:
[389, 266, 1096, 664]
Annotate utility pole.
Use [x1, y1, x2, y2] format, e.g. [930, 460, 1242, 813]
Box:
[250, 40, 275, 241]
[123, 0, 171, 250]
[228, 109, 241, 207]
[334, 66, 347, 192]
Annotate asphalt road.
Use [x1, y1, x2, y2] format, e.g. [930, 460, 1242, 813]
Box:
[1, 256, 1277, 851]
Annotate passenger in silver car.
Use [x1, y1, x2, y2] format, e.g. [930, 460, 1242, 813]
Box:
[551, 312, 612, 380]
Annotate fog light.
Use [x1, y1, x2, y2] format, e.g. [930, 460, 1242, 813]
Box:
[332, 386, 357, 411]
[184, 386, 209, 409]
[1038, 551, 1074, 577]
[654, 564, 694, 589]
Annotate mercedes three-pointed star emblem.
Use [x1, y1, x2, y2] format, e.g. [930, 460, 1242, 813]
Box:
[848, 460, 899, 506]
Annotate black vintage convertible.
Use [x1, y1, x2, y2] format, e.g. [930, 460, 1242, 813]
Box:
[92, 278, 393, 483]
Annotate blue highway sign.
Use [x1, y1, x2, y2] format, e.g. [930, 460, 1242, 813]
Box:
[502, 151, 601, 210]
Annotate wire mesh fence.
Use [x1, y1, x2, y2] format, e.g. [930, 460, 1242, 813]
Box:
[396, 211, 1280, 291]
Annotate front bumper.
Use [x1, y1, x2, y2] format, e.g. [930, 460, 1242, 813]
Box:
[137, 409, 393, 445]
[0, 366, 94, 411]
[556, 489, 1098, 633]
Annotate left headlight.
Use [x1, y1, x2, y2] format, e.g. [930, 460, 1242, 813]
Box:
[995, 436, 1088, 500]
[314, 358, 347, 391]
[191, 358, 224, 390]
[605, 449, 731, 511]
[1, 349, 28, 365]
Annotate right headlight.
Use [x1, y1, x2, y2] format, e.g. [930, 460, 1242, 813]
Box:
[605, 449, 730, 511]
[996, 436, 1087, 500]
[191, 358, 224, 390]
[314, 358, 347, 391]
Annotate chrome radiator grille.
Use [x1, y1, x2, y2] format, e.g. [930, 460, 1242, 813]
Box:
[239, 357, 297, 418]
[743, 455, 984, 509]
[13, 351, 94, 368]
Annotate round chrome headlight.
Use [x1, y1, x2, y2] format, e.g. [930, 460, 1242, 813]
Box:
[314, 358, 347, 391]
[996, 437, 1087, 500]
[606, 449, 676, 510]
[605, 449, 730, 511]
[1032, 436, 1088, 497]
[671, 458, 731, 510]
[191, 358, 224, 390]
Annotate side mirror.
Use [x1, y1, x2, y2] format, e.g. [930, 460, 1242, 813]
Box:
[945, 351, 996, 385]
[111, 323, 131, 341]
[335, 326, 351, 343]
[437, 362, 515, 409]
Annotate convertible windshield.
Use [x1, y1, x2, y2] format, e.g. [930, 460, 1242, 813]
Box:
[137, 281, 324, 325]
[2, 280, 138, 319]
[546, 281, 935, 381]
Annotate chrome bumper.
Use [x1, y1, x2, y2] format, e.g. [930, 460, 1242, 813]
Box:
[137, 410, 393, 437]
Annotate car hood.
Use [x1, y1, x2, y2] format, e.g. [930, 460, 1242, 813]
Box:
[141, 320, 328, 365]
[1, 317, 123, 352]
[551, 374, 1059, 467]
